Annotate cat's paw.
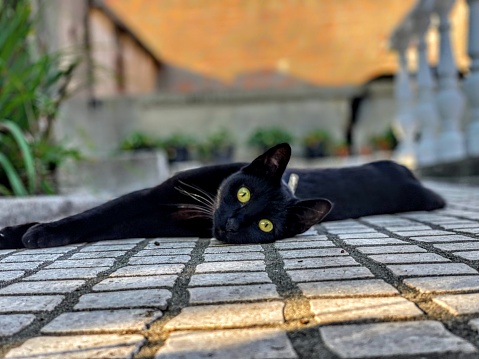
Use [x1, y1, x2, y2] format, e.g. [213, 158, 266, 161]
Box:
[0, 222, 38, 249]
[22, 223, 73, 249]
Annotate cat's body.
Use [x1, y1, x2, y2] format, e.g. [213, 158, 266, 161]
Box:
[0, 144, 445, 249]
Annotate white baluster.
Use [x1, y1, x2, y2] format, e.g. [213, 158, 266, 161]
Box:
[393, 41, 417, 169]
[414, 0, 441, 165]
[465, 0, 479, 155]
[435, 0, 467, 161]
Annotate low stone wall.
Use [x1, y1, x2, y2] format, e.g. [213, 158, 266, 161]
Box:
[0, 195, 105, 228]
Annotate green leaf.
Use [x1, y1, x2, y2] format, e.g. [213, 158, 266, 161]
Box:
[0, 119, 36, 193]
[0, 153, 27, 196]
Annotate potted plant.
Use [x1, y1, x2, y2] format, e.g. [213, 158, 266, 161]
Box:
[369, 128, 398, 152]
[160, 133, 196, 163]
[198, 129, 235, 164]
[247, 127, 294, 153]
[302, 129, 331, 158]
[119, 132, 160, 152]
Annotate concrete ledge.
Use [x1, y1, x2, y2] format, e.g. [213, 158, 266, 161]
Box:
[0, 195, 106, 227]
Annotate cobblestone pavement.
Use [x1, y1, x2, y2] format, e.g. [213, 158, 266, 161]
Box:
[1, 181, 479, 358]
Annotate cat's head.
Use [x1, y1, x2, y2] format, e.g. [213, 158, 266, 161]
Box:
[213, 143, 332, 244]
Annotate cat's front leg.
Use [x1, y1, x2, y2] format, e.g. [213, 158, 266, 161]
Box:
[0, 222, 38, 249]
[21, 222, 80, 249]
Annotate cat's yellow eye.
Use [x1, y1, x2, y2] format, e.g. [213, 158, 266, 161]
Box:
[259, 219, 274, 233]
[237, 187, 251, 203]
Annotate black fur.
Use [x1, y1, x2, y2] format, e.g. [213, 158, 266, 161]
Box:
[0, 143, 445, 249]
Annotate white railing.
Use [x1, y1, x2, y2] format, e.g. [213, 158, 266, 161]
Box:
[389, 0, 479, 168]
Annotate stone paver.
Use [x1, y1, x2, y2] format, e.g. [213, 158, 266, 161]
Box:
[0, 280, 85, 294]
[164, 301, 285, 330]
[155, 329, 297, 359]
[433, 293, 479, 315]
[74, 289, 171, 310]
[188, 284, 280, 304]
[310, 296, 423, 323]
[320, 321, 477, 358]
[0, 314, 35, 336]
[287, 266, 374, 282]
[110, 264, 184, 277]
[0, 295, 63, 312]
[93, 275, 178, 291]
[386, 263, 477, 277]
[41, 309, 163, 334]
[189, 271, 272, 287]
[298, 279, 399, 298]
[2, 181, 479, 359]
[5, 334, 145, 359]
[404, 275, 479, 294]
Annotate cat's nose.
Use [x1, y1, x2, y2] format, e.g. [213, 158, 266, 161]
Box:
[225, 218, 240, 233]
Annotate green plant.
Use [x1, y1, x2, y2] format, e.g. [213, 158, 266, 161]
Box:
[198, 129, 235, 162]
[248, 127, 294, 150]
[0, 0, 81, 195]
[302, 129, 331, 147]
[369, 128, 398, 151]
[119, 132, 160, 151]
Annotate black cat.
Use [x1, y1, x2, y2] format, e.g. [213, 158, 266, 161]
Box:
[0, 143, 445, 249]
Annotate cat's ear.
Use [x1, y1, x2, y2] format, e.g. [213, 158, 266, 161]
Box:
[242, 143, 291, 181]
[287, 199, 333, 235]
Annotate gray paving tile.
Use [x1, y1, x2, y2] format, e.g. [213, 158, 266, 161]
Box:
[337, 232, 389, 239]
[144, 241, 197, 249]
[320, 321, 477, 358]
[188, 284, 280, 304]
[41, 309, 163, 334]
[274, 240, 336, 249]
[0, 314, 35, 336]
[386, 263, 477, 277]
[368, 253, 450, 264]
[411, 234, 478, 243]
[195, 260, 265, 273]
[395, 230, 454, 237]
[93, 275, 178, 291]
[164, 301, 285, 330]
[279, 248, 348, 259]
[287, 266, 374, 283]
[134, 248, 193, 256]
[81, 243, 138, 251]
[299, 279, 398, 298]
[46, 258, 116, 268]
[342, 238, 406, 246]
[282, 256, 359, 270]
[155, 329, 297, 359]
[0, 271, 24, 282]
[110, 264, 184, 277]
[311, 296, 423, 324]
[2, 253, 63, 262]
[0, 295, 64, 312]
[128, 255, 191, 265]
[75, 289, 171, 310]
[452, 251, 479, 261]
[0, 280, 85, 294]
[0, 261, 43, 271]
[189, 271, 271, 287]
[434, 242, 479, 251]
[27, 267, 108, 280]
[434, 293, 479, 315]
[404, 276, 479, 294]
[204, 245, 263, 254]
[356, 245, 427, 254]
[5, 334, 145, 359]
[69, 251, 126, 259]
[203, 252, 264, 262]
